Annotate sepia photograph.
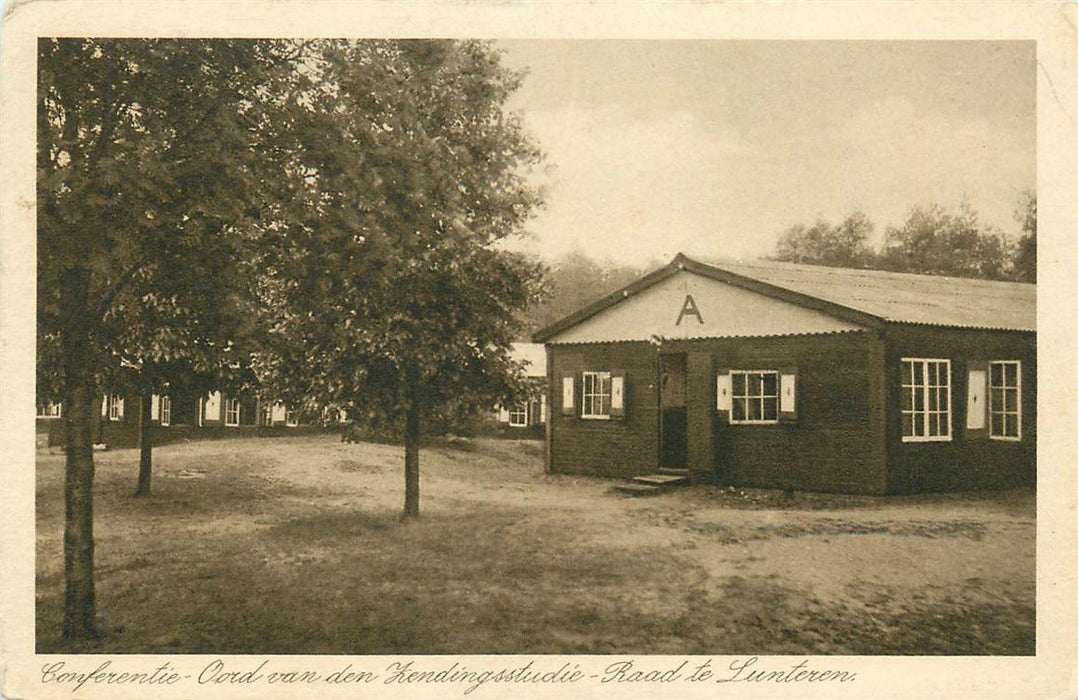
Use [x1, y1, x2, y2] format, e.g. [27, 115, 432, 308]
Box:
[33, 37, 1038, 655]
[3, 4, 1077, 698]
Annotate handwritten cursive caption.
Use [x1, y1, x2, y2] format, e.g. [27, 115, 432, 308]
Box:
[40, 656, 857, 694]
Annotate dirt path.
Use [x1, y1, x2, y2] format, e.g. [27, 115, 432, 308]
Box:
[241, 435, 1037, 653]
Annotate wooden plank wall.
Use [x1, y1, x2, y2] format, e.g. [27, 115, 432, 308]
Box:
[547, 332, 889, 494]
[699, 332, 887, 494]
[547, 341, 660, 479]
[882, 326, 1036, 493]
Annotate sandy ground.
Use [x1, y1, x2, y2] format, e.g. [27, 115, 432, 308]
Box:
[36, 434, 1035, 654]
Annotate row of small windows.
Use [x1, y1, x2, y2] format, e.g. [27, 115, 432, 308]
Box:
[39, 395, 301, 428]
[900, 359, 1021, 442]
[560, 359, 1022, 442]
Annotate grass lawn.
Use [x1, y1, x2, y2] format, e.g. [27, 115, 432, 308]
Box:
[36, 435, 1035, 655]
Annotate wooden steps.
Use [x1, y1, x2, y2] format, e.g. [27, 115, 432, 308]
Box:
[612, 472, 691, 496]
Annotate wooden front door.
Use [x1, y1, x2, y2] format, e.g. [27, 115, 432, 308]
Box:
[659, 353, 688, 469]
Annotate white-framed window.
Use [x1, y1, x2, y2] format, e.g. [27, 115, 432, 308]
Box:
[159, 396, 171, 426]
[37, 402, 62, 418]
[581, 371, 612, 419]
[508, 403, 530, 427]
[901, 358, 952, 442]
[108, 395, 124, 421]
[224, 398, 241, 427]
[989, 361, 1021, 440]
[730, 371, 779, 424]
[285, 407, 298, 427]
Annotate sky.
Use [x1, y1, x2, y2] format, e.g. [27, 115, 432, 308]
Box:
[496, 41, 1036, 267]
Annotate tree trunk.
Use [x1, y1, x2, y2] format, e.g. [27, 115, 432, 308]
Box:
[59, 267, 98, 641]
[402, 383, 421, 520]
[135, 387, 153, 496]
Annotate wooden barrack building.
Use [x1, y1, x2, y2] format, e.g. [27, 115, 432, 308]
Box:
[533, 253, 1035, 494]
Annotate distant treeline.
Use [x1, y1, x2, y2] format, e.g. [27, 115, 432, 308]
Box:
[770, 194, 1036, 284]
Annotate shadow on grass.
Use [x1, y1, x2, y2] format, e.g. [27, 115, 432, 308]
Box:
[38, 504, 699, 655]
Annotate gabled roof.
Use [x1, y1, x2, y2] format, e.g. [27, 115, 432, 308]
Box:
[533, 253, 1035, 343]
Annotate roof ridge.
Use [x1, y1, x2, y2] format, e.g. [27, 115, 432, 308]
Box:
[693, 254, 1035, 287]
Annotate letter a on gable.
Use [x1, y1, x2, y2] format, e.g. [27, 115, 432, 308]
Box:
[676, 294, 704, 326]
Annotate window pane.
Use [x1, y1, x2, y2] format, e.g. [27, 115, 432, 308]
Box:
[939, 388, 948, 411]
[991, 413, 1003, 435]
[762, 373, 777, 395]
[763, 397, 777, 421]
[991, 363, 1003, 386]
[928, 389, 938, 411]
[990, 388, 1003, 411]
[746, 398, 760, 420]
[747, 374, 761, 397]
[1005, 363, 1018, 386]
[913, 362, 924, 384]
[914, 388, 924, 411]
[902, 361, 913, 385]
[732, 373, 745, 396]
[732, 399, 746, 421]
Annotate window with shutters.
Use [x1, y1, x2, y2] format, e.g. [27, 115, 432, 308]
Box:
[989, 361, 1021, 440]
[729, 371, 779, 424]
[285, 407, 298, 427]
[901, 358, 952, 442]
[581, 371, 612, 419]
[159, 396, 171, 426]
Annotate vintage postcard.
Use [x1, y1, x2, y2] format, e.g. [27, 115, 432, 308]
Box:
[2, 1, 1076, 699]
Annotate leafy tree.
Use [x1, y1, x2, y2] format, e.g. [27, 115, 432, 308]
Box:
[772, 211, 876, 268]
[1012, 191, 1036, 283]
[38, 38, 297, 641]
[251, 40, 545, 519]
[880, 201, 1013, 280]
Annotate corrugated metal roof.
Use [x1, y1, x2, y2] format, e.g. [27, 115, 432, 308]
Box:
[532, 253, 1036, 343]
[694, 256, 1036, 331]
